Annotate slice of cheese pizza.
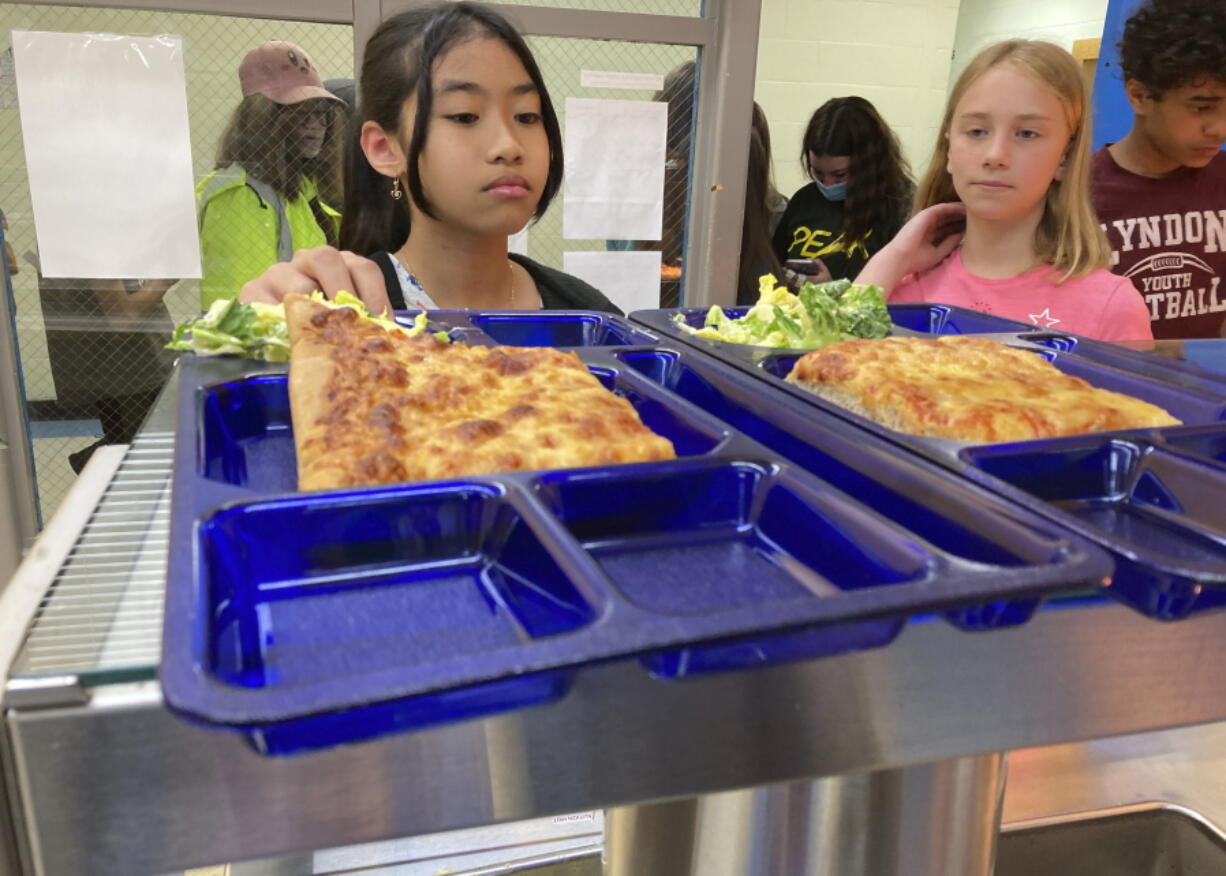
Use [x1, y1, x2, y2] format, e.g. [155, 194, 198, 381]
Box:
[786, 335, 1181, 443]
[283, 293, 675, 490]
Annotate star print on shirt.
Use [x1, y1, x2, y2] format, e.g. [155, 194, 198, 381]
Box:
[1029, 307, 1060, 328]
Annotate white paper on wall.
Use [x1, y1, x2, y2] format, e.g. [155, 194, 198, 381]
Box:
[563, 250, 661, 315]
[563, 97, 667, 242]
[13, 30, 201, 279]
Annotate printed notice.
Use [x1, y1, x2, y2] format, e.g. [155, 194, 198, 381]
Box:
[580, 69, 665, 91]
[13, 31, 201, 278]
[564, 250, 661, 315]
[563, 97, 667, 241]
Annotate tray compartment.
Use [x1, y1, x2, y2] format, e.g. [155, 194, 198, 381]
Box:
[537, 459, 920, 678]
[536, 461, 928, 618]
[199, 373, 296, 492]
[198, 365, 727, 492]
[201, 483, 598, 689]
[963, 438, 1226, 618]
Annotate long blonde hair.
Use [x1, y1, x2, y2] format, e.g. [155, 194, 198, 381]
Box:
[914, 40, 1110, 281]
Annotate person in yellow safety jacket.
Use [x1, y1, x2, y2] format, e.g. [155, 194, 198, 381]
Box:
[197, 40, 345, 308]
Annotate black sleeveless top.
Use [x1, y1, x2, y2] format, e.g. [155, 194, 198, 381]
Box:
[370, 251, 624, 314]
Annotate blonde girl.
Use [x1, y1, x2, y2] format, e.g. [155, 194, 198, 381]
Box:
[857, 40, 1152, 341]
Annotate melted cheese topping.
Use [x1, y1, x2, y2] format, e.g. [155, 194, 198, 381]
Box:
[787, 336, 1181, 443]
[284, 295, 675, 490]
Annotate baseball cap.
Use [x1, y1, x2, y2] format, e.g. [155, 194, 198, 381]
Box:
[239, 40, 342, 105]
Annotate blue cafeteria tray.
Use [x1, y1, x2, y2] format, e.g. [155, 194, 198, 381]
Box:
[1023, 332, 1226, 399]
[631, 307, 1226, 619]
[163, 313, 1111, 754]
[404, 308, 659, 347]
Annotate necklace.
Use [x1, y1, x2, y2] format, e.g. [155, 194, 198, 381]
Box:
[401, 256, 518, 308]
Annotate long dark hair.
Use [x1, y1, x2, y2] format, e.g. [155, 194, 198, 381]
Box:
[216, 94, 345, 205]
[341, 2, 564, 256]
[752, 101, 783, 214]
[738, 105, 783, 305]
[801, 96, 912, 251]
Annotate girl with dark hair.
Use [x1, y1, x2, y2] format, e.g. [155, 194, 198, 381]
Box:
[197, 41, 347, 307]
[242, 2, 618, 314]
[772, 96, 913, 283]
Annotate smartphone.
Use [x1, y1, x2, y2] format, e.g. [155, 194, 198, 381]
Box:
[785, 259, 820, 275]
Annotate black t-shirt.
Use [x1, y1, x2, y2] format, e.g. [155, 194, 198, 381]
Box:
[771, 183, 908, 281]
[371, 252, 623, 314]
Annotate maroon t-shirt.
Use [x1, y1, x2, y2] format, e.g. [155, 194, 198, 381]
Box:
[1091, 146, 1226, 339]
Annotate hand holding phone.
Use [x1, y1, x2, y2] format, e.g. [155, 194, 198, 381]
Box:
[785, 258, 832, 284]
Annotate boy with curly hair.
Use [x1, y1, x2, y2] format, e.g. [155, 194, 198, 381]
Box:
[1092, 0, 1226, 338]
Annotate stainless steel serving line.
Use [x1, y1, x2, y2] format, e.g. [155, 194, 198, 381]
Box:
[4, 380, 1226, 876]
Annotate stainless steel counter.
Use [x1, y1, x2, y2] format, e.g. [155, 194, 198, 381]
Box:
[5, 380, 1226, 876]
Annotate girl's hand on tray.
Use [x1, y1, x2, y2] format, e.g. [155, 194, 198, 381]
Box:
[241, 246, 393, 315]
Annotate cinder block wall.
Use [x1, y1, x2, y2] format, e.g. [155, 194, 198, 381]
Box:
[754, 0, 963, 201]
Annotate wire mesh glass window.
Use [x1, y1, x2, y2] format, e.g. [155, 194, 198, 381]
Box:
[525, 36, 697, 307]
[0, 5, 352, 521]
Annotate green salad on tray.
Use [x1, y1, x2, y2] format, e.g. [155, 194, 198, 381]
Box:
[166, 292, 440, 362]
[676, 274, 891, 349]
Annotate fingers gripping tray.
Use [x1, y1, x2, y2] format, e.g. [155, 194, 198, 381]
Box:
[164, 312, 1110, 754]
[633, 301, 1226, 620]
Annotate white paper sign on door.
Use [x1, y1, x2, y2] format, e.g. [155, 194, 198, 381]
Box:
[563, 250, 661, 315]
[563, 97, 667, 242]
[13, 31, 201, 279]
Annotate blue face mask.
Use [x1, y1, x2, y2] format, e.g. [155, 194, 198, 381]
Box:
[815, 179, 847, 202]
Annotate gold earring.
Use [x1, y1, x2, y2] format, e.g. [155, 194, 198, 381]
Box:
[390, 177, 403, 200]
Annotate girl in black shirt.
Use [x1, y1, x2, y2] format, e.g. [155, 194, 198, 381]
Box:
[773, 96, 914, 283]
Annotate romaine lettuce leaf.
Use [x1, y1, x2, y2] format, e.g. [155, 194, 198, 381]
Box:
[675, 274, 891, 349]
[166, 293, 440, 361]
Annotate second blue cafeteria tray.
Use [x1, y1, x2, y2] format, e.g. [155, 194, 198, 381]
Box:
[632, 304, 1226, 619]
[163, 315, 1111, 752]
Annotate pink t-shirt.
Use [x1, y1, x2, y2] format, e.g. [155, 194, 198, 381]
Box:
[890, 250, 1153, 341]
